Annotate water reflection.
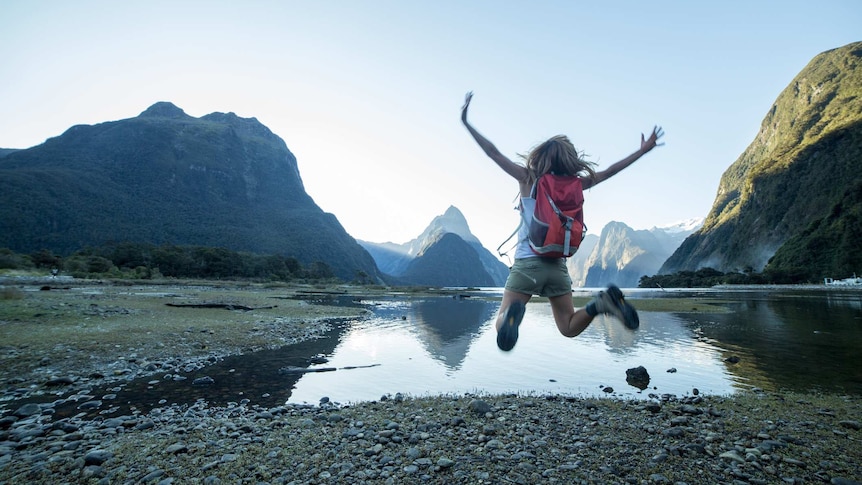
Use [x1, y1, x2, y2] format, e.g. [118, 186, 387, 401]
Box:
[408, 298, 498, 370]
[686, 290, 862, 394]
[12, 289, 862, 418]
[286, 298, 741, 404]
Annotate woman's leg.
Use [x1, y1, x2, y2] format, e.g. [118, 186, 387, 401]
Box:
[549, 292, 594, 337]
[495, 289, 532, 331]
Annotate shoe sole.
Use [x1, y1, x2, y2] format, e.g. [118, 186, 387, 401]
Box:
[605, 285, 639, 330]
[497, 301, 525, 351]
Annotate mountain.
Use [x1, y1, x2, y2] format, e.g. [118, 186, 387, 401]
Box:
[566, 234, 599, 287]
[359, 206, 509, 286]
[661, 41, 862, 277]
[0, 102, 381, 281]
[400, 233, 497, 287]
[568, 219, 702, 288]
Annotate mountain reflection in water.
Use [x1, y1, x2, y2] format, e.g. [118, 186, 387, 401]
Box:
[33, 288, 862, 418]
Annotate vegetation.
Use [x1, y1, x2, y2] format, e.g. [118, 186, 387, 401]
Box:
[638, 266, 820, 288]
[0, 102, 380, 281]
[765, 180, 862, 280]
[662, 42, 862, 275]
[0, 243, 377, 283]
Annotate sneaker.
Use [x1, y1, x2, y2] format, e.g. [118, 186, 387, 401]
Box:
[594, 284, 639, 330]
[496, 301, 526, 351]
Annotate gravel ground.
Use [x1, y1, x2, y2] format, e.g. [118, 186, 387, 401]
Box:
[1, 390, 860, 484]
[1, 278, 860, 484]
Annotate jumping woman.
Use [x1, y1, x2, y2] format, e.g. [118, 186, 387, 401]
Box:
[461, 92, 664, 351]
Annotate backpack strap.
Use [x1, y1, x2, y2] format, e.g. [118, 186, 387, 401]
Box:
[496, 219, 522, 258]
[496, 187, 535, 259]
[543, 192, 575, 256]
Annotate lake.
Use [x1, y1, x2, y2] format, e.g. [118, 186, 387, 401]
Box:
[282, 287, 862, 404]
[66, 286, 861, 416]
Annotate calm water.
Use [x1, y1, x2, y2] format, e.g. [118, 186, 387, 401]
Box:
[283, 288, 862, 404]
[33, 287, 862, 417]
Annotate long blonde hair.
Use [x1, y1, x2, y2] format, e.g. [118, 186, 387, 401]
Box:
[519, 135, 596, 186]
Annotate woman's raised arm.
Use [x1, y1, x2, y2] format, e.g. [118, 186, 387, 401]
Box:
[461, 92, 528, 183]
[586, 126, 664, 188]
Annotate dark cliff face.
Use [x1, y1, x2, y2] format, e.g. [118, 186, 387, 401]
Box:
[400, 233, 496, 287]
[0, 102, 380, 281]
[661, 42, 862, 275]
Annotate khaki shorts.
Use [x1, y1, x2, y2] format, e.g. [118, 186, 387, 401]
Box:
[504, 257, 572, 298]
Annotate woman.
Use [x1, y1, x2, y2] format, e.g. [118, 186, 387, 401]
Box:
[460, 92, 664, 351]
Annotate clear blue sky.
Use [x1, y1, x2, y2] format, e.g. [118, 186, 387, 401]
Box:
[2, 1, 860, 255]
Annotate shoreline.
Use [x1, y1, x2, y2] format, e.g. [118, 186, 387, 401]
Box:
[1, 279, 861, 483]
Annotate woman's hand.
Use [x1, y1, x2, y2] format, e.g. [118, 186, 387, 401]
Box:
[641, 125, 665, 152]
[461, 91, 473, 123]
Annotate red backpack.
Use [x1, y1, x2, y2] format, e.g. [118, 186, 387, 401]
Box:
[526, 174, 586, 258]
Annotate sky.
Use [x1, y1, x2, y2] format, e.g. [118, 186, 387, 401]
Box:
[2, 1, 860, 258]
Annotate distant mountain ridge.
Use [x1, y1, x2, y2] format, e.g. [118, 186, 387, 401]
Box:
[568, 219, 702, 288]
[359, 206, 509, 286]
[662, 41, 862, 278]
[0, 102, 381, 281]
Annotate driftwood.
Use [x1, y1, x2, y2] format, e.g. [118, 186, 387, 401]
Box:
[165, 303, 277, 311]
[278, 363, 381, 375]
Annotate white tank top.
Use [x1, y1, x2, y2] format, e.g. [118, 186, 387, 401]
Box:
[514, 197, 539, 260]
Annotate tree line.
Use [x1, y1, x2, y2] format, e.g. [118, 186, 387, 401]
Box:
[0, 242, 360, 283]
[638, 266, 816, 288]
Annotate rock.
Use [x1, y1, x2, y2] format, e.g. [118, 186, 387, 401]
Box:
[165, 443, 188, 454]
[308, 354, 329, 365]
[626, 366, 651, 390]
[192, 376, 215, 386]
[838, 420, 860, 430]
[719, 450, 745, 464]
[12, 403, 42, 417]
[0, 416, 18, 429]
[831, 478, 862, 485]
[437, 458, 455, 468]
[679, 404, 702, 415]
[45, 376, 75, 386]
[469, 399, 492, 415]
[670, 416, 689, 426]
[140, 469, 164, 482]
[757, 440, 787, 453]
[84, 449, 113, 465]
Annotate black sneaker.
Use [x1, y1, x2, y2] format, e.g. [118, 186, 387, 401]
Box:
[496, 301, 525, 351]
[594, 284, 639, 330]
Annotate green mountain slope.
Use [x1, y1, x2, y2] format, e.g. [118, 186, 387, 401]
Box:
[661, 41, 862, 278]
[0, 102, 381, 281]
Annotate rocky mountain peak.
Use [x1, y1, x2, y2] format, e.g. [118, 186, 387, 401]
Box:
[418, 206, 479, 250]
[138, 102, 190, 119]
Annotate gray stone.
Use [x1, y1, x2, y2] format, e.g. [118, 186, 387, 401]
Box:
[469, 399, 492, 415]
[437, 457, 455, 468]
[838, 420, 860, 430]
[84, 449, 113, 465]
[12, 403, 41, 417]
[165, 443, 188, 454]
[718, 450, 745, 464]
[192, 376, 215, 386]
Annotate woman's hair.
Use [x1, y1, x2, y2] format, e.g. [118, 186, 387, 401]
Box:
[520, 135, 596, 185]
